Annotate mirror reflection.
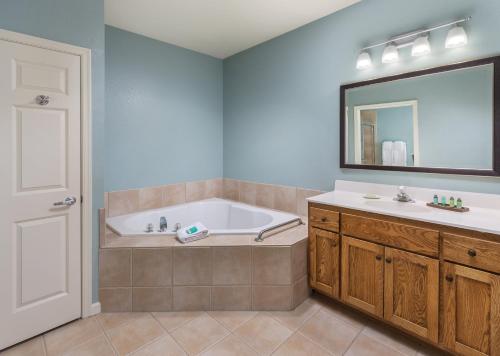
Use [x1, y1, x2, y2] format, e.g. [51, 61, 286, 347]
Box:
[344, 64, 493, 170]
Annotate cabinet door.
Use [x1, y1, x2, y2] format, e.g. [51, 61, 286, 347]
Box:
[442, 262, 500, 356]
[384, 248, 439, 343]
[341, 236, 384, 317]
[309, 227, 340, 298]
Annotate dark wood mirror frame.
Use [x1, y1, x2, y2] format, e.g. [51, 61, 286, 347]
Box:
[340, 56, 500, 176]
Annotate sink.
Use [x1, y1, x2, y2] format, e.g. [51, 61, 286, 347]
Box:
[363, 199, 431, 213]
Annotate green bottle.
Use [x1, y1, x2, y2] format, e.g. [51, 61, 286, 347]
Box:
[456, 198, 463, 209]
[449, 197, 455, 207]
[441, 196, 447, 206]
[433, 195, 439, 204]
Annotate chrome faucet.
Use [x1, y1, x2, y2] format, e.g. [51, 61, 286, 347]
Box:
[173, 223, 181, 232]
[145, 223, 154, 233]
[394, 186, 414, 203]
[159, 216, 168, 232]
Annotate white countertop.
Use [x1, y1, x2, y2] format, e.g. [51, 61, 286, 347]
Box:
[307, 181, 500, 236]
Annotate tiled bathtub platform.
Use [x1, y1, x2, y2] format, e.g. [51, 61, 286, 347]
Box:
[99, 226, 309, 312]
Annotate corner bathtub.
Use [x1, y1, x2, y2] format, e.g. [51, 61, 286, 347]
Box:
[106, 198, 301, 238]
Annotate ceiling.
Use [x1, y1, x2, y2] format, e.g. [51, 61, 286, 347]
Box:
[105, 0, 361, 59]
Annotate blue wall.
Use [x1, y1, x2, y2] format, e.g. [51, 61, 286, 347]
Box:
[0, 0, 105, 302]
[223, 0, 500, 193]
[105, 26, 223, 192]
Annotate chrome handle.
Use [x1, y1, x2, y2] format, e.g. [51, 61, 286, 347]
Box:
[36, 95, 50, 106]
[53, 196, 77, 207]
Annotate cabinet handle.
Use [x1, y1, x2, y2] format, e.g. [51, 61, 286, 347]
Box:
[467, 249, 477, 257]
[445, 274, 454, 282]
[375, 255, 382, 261]
[385, 257, 392, 264]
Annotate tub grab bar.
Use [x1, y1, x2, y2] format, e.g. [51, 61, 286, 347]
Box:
[254, 217, 304, 242]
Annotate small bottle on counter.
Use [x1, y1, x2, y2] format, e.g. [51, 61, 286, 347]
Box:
[433, 194, 439, 204]
[449, 196, 455, 207]
[456, 198, 463, 209]
[441, 196, 447, 206]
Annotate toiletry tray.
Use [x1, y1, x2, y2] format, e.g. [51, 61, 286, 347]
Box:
[426, 202, 469, 213]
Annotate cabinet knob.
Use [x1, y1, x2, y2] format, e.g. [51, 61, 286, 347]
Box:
[385, 257, 392, 264]
[467, 249, 477, 257]
[375, 255, 382, 261]
[445, 274, 454, 282]
[321, 217, 327, 222]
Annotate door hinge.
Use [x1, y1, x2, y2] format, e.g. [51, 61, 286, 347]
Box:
[81, 195, 83, 204]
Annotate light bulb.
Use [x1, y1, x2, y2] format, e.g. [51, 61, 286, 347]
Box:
[382, 43, 399, 64]
[446, 25, 468, 48]
[412, 35, 431, 57]
[356, 51, 372, 70]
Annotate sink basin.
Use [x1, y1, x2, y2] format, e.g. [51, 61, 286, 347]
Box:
[363, 200, 431, 213]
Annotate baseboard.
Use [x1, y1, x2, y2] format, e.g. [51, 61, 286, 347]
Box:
[89, 302, 101, 316]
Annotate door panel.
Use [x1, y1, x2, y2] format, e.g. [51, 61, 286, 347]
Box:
[384, 248, 439, 343]
[15, 107, 68, 191]
[442, 263, 500, 356]
[309, 228, 340, 298]
[341, 236, 384, 317]
[0, 39, 81, 349]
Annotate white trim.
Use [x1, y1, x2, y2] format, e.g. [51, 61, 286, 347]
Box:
[89, 302, 101, 316]
[353, 100, 420, 166]
[0, 29, 94, 318]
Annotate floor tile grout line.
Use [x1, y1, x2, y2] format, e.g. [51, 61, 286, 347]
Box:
[341, 325, 365, 355]
[193, 331, 233, 356]
[127, 332, 168, 356]
[295, 330, 336, 356]
[99, 317, 120, 356]
[266, 301, 321, 333]
[43, 317, 106, 356]
[352, 331, 412, 356]
[41, 334, 48, 356]
[226, 329, 262, 355]
[360, 327, 419, 356]
[167, 312, 231, 356]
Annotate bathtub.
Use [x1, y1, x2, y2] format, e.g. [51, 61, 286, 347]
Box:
[106, 198, 301, 237]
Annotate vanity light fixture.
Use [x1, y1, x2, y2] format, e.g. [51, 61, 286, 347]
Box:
[356, 16, 471, 69]
[382, 42, 399, 63]
[411, 35, 431, 57]
[445, 24, 468, 48]
[356, 51, 372, 70]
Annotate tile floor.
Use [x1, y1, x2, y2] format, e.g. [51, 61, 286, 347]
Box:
[1, 294, 448, 356]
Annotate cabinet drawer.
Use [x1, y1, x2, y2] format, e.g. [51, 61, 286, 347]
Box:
[443, 233, 500, 274]
[342, 214, 439, 257]
[309, 207, 339, 232]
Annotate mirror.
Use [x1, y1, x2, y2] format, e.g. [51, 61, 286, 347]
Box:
[340, 56, 500, 176]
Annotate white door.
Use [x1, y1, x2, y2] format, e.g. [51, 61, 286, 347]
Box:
[0, 39, 81, 349]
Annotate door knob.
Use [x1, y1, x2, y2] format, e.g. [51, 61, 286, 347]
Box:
[53, 196, 77, 206]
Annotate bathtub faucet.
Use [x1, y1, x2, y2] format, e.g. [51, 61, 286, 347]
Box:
[159, 216, 168, 232]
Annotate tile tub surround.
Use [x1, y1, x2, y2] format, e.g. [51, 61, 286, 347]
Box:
[222, 179, 323, 216]
[104, 178, 322, 220]
[99, 238, 309, 312]
[100, 179, 316, 312]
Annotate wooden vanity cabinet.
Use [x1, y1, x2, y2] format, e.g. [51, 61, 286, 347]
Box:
[384, 247, 439, 343]
[308, 202, 500, 355]
[341, 235, 384, 317]
[442, 262, 500, 356]
[308, 227, 340, 298]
